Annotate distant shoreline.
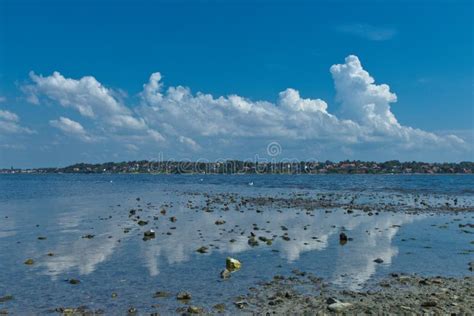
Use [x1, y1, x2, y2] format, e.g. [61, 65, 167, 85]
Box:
[1, 160, 473, 175]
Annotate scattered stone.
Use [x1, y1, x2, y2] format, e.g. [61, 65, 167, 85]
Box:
[0, 295, 13, 303]
[339, 232, 348, 245]
[37, 236, 47, 240]
[186, 306, 204, 314]
[220, 269, 231, 279]
[421, 301, 437, 307]
[153, 291, 171, 298]
[234, 300, 248, 309]
[248, 237, 259, 247]
[196, 246, 208, 254]
[82, 234, 95, 239]
[170, 216, 177, 222]
[68, 278, 80, 285]
[212, 303, 226, 312]
[176, 291, 192, 300]
[328, 301, 352, 312]
[24, 258, 34, 265]
[137, 220, 148, 226]
[226, 257, 241, 272]
[215, 220, 226, 225]
[143, 229, 156, 240]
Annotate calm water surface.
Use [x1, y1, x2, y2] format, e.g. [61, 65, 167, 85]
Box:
[0, 174, 473, 314]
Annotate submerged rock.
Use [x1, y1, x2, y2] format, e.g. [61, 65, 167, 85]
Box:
[220, 268, 231, 279]
[0, 295, 13, 303]
[374, 258, 384, 264]
[153, 291, 171, 298]
[212, 303, 226, 312]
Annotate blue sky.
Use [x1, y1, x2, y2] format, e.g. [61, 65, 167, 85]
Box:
[0, 0, 473, 167]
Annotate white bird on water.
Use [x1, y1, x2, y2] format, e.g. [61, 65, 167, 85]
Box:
[248, 182, 254, 186]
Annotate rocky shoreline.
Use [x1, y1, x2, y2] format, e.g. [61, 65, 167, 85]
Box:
[13, 274, 473, 315]
[236, 273, 474, 315]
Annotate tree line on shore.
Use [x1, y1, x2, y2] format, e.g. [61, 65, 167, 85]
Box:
[2, 160, 473, 174]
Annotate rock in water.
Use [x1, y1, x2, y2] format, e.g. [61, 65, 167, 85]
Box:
[248, 237, 259, 247]
[24, 258, 34, 265]
[196, 246, 208, 254]
[143, 229, 156, 240]
[328, 302, 352, 312]
[68, 278, 80, 285]
[220, 268, 231, 279]
[153, 291, 170, 298]
[226, 257, 241, 272]
[339, 232, 348, 245]
[374, 258, 384, 264]
[176, 291, 192, 300]
[187, 306, 204, 314]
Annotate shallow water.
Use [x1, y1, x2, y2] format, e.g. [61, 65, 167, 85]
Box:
[0, 174, 473, 314]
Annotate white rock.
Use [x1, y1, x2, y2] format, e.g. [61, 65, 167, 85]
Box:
[328, 302, 352, 312]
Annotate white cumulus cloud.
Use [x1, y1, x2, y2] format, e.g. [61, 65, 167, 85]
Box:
[25, 71, 165, 144]
[0, 109, 34, 135]
[22, 55, 469, 160]
[49, 117, 96, 143]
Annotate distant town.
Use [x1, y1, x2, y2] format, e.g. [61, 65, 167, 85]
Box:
[1, 160, 473, 174]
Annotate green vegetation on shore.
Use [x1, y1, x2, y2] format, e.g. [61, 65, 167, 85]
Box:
[2, 160, 473, 174]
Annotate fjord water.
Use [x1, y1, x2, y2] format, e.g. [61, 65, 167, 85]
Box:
[0, 174, 473, 314]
